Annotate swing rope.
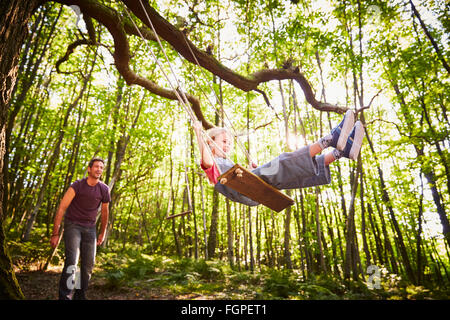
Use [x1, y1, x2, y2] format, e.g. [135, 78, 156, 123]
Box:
[127, 3, 295, 212]
[134, 0, 242, 170]
[131, 0, 255, 168]
[124, 4, 226, 175]
[178, 36, 255, 166]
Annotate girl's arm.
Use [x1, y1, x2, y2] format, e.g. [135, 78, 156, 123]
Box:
[193, 121, 214, 168]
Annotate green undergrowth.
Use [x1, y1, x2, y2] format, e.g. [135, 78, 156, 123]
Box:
[94, 246, 450, 300]
[9, 239, 449, 300]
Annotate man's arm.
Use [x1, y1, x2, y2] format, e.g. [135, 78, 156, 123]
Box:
[97, 202, 109, 246]
[50, 187, 76, 248]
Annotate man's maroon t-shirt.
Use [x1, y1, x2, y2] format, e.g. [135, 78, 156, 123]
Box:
[65, 178, 111, 227]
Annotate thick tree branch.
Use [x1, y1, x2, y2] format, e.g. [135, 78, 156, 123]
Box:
[52, 0, 214, 128]
[123, 0, 348, 114]
[82, 14, 96, 42]
[52, 0, 347, 134]
[123, 17, 157, 42]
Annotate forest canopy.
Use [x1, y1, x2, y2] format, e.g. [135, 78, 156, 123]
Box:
[0, 0, 449, 300]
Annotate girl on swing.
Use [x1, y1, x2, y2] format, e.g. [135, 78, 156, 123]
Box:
[193, 110, 364, 206]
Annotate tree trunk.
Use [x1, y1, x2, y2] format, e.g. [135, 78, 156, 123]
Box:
[234, 207, 241, 270]
[188, 131, 198, 259]
[0, 0, 41, 300]
[366, 198, 384, 266]
[315, 187, 326, 273]
[416, 173, 424, 285]
[299, 190, 312, 276]
[344, 165, 361, 282]
[242, 205, 247, 270]
[360, 167, 371, 266]
[207, 190, 219, 259]
[248, 207, 254, 272]
[199, 174, 208, 260]
[225, 199, 233, 268]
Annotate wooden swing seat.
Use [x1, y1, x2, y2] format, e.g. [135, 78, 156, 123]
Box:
[218, 164, 294, 212]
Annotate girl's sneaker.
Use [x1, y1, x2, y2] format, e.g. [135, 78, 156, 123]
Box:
[319, 110, 355, 151]
[341, 121, 364, 160]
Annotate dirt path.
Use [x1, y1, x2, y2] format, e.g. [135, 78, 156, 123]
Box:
[15, 266, 181, 300]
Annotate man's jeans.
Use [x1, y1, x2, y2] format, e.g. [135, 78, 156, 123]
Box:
[58, 220, 96, 300]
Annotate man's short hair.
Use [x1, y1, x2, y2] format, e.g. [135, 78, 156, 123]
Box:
[88, 157, 105, 168]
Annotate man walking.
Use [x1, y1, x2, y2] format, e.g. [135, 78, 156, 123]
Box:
[50, 157, 110, 300]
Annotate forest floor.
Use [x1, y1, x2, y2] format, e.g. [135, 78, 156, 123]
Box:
[15, 263, 450, 301]
[11, 243, 450, 301]
[16, 267, 157, 300]
[16, 266, 217, 300]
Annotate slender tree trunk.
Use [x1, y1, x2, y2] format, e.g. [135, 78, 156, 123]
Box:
[242, 205, 247, 270]
[344, 165, 361, 282]
[366, 198, 384, 266]
[171, 174, 182, 257]
[299, 190, 312, 276]
[235, 207, 241, 270]
[245, 96, 254, 272]
[199, 174, 208, 259]
[104, 77, 124, 185]
[315, 187, 326, 273]
[415, 173, 425, 285]
[188, 130, 198, 259]
[408, 0, 450, 74]
[360, 167, 371, 266]
[263, 210, 272, 268]
[207, 190, 219, 259]
[226, 199, 233, 267]
[207, 50, 224, 258]
[256, 207, 261, 269]
[248, 207, 254, 272]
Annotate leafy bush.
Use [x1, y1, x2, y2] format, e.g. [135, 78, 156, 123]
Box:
[192, 260, 225, 281]
[104, 269, 126, 290]
[8, 240, 54, 271]
[123, 254, 157, 279]
[99, 251, 160, 288]
[262, 269, 299, 298]
[229, 271, 261, 286]
[166, 258, 225, 281]
[297, 283, 338, 299]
